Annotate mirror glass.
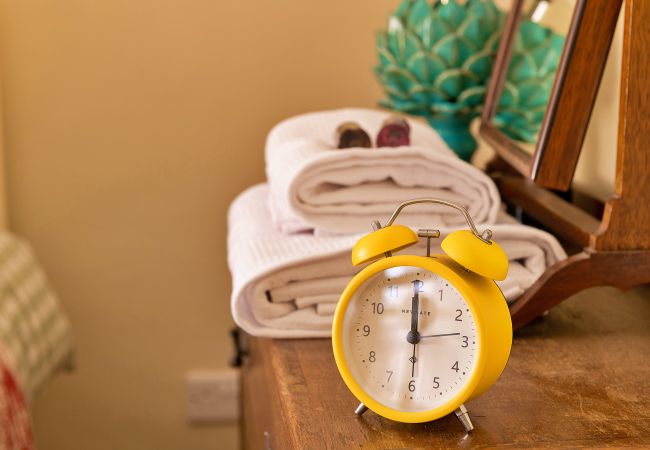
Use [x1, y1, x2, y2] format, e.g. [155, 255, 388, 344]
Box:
[491, 0, 576, 151]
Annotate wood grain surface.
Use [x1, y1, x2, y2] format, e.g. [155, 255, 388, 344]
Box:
[241, 286, 650, 449]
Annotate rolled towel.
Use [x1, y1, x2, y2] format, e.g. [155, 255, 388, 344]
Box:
[229, 184, 567, 338]
[266, 108, 500, 235]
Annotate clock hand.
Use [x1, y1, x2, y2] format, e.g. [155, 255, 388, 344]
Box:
[410, 292, 419, 335]
[410, 343, 416, 377]
[406, 279, 424, 344]
[407, 280, 424, 377]
[420, 332, 461, 338]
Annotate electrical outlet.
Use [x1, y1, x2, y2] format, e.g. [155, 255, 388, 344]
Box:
[186, 369, 240, 423]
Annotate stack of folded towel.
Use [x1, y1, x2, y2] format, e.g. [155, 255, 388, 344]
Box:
[228, 108, 566, 338]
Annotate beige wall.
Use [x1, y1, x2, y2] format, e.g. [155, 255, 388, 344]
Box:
[0, 1, 392, 449]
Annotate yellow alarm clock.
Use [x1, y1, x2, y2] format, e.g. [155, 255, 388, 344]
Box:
[332, 198, 512, 432]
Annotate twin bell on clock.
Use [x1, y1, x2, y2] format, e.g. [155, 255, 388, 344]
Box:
[332, 198, 512, 433]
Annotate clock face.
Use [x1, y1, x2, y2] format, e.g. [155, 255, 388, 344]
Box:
[341, 265, 478, 413]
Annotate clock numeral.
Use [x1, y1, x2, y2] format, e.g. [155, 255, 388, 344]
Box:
[455, 309, 463, 321]
[368, 351, 376, 363]
[411, 279, 423, 292]
[451, 361, 459, 372]
[371, 302, 384, 314]
[388, 285, 398, 298]
[386, 370, 393, 383]
[433, 377, 440, 389]
[363, 325, 370, 336]
[438, 289, 443, 302]
[408, 380, 415, 392]
[461, 335, 468, 348]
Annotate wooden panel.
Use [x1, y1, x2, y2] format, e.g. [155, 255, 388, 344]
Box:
[532, 0, 623, 189]
[241, 336, 291, 450]
[495, 174, 600, 247]
[241, 337, 270, 450]
[591, 0, 650, 251]
[241, 286, 650, 448]
[480, 122, 531, 177]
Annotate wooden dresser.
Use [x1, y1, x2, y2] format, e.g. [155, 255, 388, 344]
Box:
[240, 286, 650, 449]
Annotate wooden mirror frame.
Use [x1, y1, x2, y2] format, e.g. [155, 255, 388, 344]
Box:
[479, 0, 622, 191]
[475, 0, 650, 330]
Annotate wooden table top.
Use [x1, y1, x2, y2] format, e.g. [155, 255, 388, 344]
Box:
[248, 286, 650, 449]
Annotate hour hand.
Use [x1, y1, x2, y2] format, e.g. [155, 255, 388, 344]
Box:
[411, 280, 424, 333]
[407, 280, 424, 344]
[410, 294, 419, 334]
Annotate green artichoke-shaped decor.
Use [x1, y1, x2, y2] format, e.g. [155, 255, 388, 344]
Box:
[375, 0, 565, 160]
[494, 21, 565, 143]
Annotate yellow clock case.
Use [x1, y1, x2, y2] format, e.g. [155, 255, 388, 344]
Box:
[332, 254, 512, 423]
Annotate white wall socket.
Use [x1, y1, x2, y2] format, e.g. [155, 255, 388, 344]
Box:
[186, 369, 240, 423]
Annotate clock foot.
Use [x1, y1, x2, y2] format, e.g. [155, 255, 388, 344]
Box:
[354, 403, 369, 416]
[454, 404, 474, 433]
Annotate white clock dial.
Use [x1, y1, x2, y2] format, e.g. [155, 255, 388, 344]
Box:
[342, 265, 478, 413]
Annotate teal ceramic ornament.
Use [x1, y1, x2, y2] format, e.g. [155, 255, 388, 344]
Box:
[493, 20, 565, 143]
[374, 0, 565, 160]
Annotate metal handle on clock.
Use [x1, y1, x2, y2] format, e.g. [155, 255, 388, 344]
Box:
[382, 198, 493, 244]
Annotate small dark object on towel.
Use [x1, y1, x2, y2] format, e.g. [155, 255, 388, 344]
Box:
[377, 116, 411, 147]
[335, 122, 372, 149]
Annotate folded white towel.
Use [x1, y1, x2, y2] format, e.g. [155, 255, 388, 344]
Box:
[229, 184, 567, 338]
[266, 108, 500, 235]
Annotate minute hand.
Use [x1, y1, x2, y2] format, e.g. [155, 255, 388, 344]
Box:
[420, 332, 460, 338]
